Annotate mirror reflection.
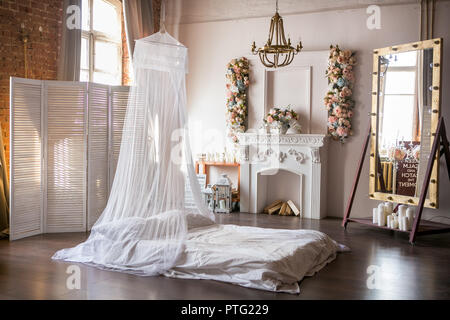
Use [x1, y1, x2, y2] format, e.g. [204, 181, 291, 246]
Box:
[376, 48, 434, 197]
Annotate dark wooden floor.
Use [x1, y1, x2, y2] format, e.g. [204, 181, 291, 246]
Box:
[1, 213, 449, 300]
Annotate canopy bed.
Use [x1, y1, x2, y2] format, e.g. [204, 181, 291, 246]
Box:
[48, 30, 346, 293]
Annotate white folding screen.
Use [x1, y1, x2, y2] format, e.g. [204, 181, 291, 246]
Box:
[109, 86, 129, 190]
[9, 78, 43, 240]
[87, 83, 109, 230]
[10, 77, 129, 240]
[46, 82, 87, 233]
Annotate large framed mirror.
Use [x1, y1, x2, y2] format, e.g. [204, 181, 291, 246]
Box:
[369, 38, 442, 208]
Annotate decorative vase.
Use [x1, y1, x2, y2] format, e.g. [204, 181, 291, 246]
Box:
[259, 123, 271, 134]
[270, 123, 289, 135]
[289, 120, 302, 133]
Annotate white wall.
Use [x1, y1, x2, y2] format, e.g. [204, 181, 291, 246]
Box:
[171, 1, 450, 221]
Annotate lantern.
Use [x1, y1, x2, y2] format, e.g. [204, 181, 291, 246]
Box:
[212, 174, 233, 213]
[202, 184, 214, 211]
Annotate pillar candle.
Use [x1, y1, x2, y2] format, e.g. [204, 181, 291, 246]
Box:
[373, 208, 378, 224]
[384, 202, 393, 214]
[392, 217, 399, 229]
[400, 216, 409, 231]
[398, 205, 407, 219]
[405, 217, 411, 231]
[377, 207, 386, 226]
[387, 215, 393, 229]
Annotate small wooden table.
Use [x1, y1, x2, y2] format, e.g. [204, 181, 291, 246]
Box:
[195, 161, 240, 201]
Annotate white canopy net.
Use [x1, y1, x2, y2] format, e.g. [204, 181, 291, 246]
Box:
[53, 32, 215, 275]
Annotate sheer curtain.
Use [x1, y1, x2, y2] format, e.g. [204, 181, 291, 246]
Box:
[123, 0, 154, 57]
[58, 0, 82, 81]
[53, 31, 215, 275]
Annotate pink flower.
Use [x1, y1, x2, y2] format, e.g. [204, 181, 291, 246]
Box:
[343, 50, 352, 59]
[340, 87, 352, 97]
[226, 90, 232, 98]
[336, 126, 348, 137]
[348, 111, 353, 118]
[267, 115, 274, 123]
[328, 116, 338, 124]
[335, 106, 342, 115]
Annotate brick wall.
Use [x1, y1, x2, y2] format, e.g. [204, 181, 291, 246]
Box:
[0, 0, 63, 174]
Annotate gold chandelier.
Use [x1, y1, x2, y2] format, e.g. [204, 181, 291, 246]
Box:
[251, 0, 302, 68]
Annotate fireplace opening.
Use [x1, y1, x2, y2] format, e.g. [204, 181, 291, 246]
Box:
[256, 168, 302, 215]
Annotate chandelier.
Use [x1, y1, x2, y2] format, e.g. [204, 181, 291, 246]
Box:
[251, 0, 302, 68]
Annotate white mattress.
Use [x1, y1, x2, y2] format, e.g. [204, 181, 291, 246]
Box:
[164, 224, 347, 294]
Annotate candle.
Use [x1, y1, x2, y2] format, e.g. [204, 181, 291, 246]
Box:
[405, 217, 411, 231]
[373, 208, 378, 224]
[392, 218, 399, 229]
[387, 215, 393, 228]
[377, 207, 386, 226]
[398, 205, 407, 219]
[384, 202, 393, 214]
[406, 207, 415, 222]
[400, 216, 408, 231]
[219, 199, 226, 209]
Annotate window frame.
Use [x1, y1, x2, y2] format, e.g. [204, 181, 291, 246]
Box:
[81, 0, 123, 85]
[382, 65, 419, 142]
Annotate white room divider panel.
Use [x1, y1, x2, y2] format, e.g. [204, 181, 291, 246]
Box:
[10, 78, 130, 240]
[109, 86, 129, 189]
[87, 83, 109, 230]
[9, 78, 43, 240]
[46, 82, 87, 233]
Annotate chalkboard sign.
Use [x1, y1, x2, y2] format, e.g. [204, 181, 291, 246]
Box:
[396, 160, 418, 196]
[395, 141, 420, 197]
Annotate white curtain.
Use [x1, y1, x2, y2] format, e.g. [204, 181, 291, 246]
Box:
[123, 0, 154, 57]
[58, 0, 82, 81]
[53, 32, 215, 275]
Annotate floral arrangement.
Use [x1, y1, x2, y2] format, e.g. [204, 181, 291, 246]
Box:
[324, 45, 356, 142]
[226, 57, 250, 144]
[263, 106, 299, 128]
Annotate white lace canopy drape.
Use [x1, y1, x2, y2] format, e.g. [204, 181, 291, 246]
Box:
[53, 32, 215, 275]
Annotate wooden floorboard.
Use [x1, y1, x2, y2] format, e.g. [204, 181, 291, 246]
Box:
[1, 213, 449, 299]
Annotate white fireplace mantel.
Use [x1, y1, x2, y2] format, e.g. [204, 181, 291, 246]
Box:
[238, 133, 328, 219]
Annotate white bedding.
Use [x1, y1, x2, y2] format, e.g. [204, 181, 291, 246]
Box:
[164, 224, 347, 294]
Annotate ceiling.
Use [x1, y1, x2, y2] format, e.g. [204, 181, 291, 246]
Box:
[165, 0, 420, 24]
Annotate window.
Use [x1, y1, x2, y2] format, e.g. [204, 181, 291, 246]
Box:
[80, 0, 122, 85]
